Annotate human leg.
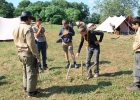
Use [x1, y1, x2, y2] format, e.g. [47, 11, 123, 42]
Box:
[86, 48, 93, 78]
[62, 42, 70, 68]
[69, 42, 78, 68]
[93, 47, 100, 77]
[126, 52, 140, 90]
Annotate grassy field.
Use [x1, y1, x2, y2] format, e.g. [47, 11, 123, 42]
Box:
[0, 24, 140, 100]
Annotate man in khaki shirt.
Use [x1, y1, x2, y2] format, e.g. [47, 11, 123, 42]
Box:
[13, 11, 41, 97]
[126, 17, 140, 91]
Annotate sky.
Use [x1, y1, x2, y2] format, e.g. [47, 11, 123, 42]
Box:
[6, 0, 95, 14]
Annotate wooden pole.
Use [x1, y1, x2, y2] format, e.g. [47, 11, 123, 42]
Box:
[81, 61, 83, 76]
[66, 63, 71, 80]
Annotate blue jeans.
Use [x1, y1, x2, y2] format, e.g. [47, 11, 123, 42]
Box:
[86, 46, 100, 73]
[36, 41, 47, 68]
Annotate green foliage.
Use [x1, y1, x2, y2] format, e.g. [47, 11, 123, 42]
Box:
[17, 0, 31, 8]
[138, 6, 140, 16]
[44, 5, 65, 24]
[93, 0, 139, 22]
[65, 8, 80, 22]
[0, 0, 15, 18]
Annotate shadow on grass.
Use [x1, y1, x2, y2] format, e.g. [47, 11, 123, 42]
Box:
[81, 61, 111, 67]
[49, 67, 63, 70]
[38, 81, 112, 98]
[100, 61, 111, 65]
[0, 76, 6, 80]
[0, 76, 7, 86]
[100, 70, 132, 77]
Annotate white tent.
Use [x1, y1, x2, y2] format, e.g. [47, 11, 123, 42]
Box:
[0, 17, 20, 40]
[95, 16, 130, 33]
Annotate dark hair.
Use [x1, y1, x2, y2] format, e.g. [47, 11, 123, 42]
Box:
[78, 25, 87, 33]
[36, 17, 42, 22]
[131, 17, 140, 25]
[62, 19, 68, 24]
[20, 16, 29, 21]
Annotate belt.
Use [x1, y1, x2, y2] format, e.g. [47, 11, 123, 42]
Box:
[18, 51, 32, 55]
[135, 51, 140, 53]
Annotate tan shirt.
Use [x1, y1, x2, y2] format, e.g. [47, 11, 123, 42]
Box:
[13, 21, 40, 59]
[133, 27, 140, 52]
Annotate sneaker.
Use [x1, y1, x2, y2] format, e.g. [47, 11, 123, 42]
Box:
[38, 68, 43, 73]
[126, 83, 140, 91]
[66, 62, 70, 68]
[28, 90, 41, 97]
[94, 73, 99, 78]
[74, 63, 79, 68]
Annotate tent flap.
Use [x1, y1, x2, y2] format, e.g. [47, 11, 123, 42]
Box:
[0, 17, 20, 40]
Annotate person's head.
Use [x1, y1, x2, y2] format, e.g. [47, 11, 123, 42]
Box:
[62, 20, 68, 28]
[78, 25, 87, 36]
[36, 17, 42, 26]
[20, 11, 35, 25]
[131, 17, 140, 30]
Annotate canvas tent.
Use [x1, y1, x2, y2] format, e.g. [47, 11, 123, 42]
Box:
[0, 17, 20, 40]
[95, 16, 133, 34]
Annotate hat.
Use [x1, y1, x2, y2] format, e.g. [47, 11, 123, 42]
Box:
[20, 11, 35, 20]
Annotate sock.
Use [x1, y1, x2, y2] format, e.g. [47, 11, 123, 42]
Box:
[74, 61, 76, 64]
[67, 61, 70, 63]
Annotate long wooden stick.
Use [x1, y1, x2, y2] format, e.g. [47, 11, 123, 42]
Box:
[66, 63, 71, 80]
[81, 61, 83, 76]
[87, 62, 97, 77]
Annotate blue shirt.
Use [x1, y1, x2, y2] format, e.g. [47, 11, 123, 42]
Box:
[32, 26, 46, 42]
[58, 26, 75, 43]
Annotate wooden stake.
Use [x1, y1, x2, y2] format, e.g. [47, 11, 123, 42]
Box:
[66, 63, 71, 80]
[87, 62, 97, 78]
[81, 61, 83, 76]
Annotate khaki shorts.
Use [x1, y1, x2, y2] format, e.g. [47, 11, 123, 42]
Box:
[62, 42, 73, 52]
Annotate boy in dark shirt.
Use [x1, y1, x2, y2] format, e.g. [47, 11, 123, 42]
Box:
[59, 20, 78, 68]
[76, 25, 104, 79]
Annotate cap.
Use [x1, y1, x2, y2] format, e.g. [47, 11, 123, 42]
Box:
[20, 11, 35, 20]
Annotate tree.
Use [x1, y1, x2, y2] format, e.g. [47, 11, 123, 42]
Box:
[65, 8, 80, 22]
[89, 13, 100, 24]
[50, 0, 69, 8]
[14, 0, 31, 17]
[44, 5, 65, 24]
[138, 6, 140, 16]
[69, 2, 90, 21]
[17, 0, 31, 8]
[93, 0, 139, 22]
[0, 0, 15, 18]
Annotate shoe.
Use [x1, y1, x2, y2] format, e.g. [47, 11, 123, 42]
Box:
[87, 70, 93, 79]
[38, 68, 43, 73]
[94, 73, 99, 78]
[66, 62, 70, 68]
[28, 90, 41, 97]
[126, 83, 140, 91]
[74, 63, 79, 68]
[44, 67, 50, 71]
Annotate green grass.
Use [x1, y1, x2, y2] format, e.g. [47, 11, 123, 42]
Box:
[0, 24, 140, 100]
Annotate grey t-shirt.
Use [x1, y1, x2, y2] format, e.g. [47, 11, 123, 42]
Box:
[32, 26, 46, 42]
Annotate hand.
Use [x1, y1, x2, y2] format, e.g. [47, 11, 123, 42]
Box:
[63, 30, 68, 36]
[75, 53, 80, 58]
[95, 41, 100, 45]
[37, 58, 41, 63]
[39, 25, 42, 30]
